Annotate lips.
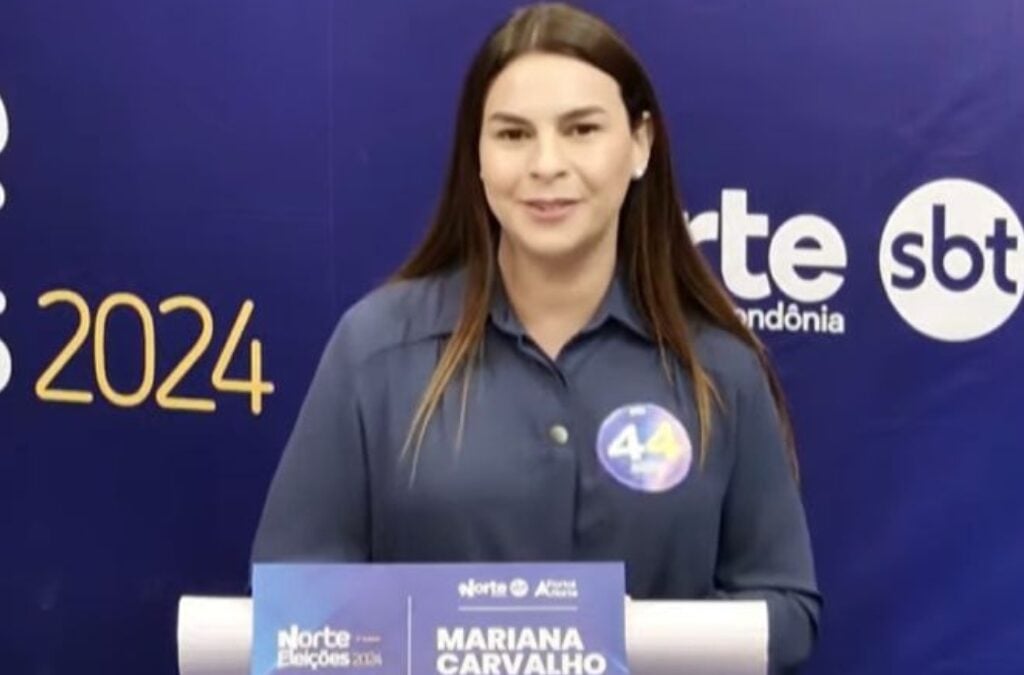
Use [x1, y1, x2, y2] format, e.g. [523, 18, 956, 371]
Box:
[522, 198, 579, 222]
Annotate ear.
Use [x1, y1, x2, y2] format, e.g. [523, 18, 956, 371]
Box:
[630, 111, 654, 179]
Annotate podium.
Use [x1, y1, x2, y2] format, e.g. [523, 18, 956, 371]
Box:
[177, 596, 768, 674]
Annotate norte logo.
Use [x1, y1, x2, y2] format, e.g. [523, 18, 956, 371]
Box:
[458, 578, 508, 599]
[879, 178, 1023, 341]
[458, 577, 531, 599]
[276, 624, 352, 670]
[690, 189, 848, 335]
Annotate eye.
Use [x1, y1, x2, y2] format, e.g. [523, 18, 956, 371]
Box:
[496, 127, 529, 141]
[568, 123, 600, 137]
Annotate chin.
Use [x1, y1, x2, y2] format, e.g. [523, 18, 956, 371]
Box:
[511, 232, 598, 265]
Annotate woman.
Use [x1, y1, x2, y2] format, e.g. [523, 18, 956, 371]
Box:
[254, 2, 821, 671]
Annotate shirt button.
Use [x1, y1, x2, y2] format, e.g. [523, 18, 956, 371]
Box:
[549, 424, 570, 445]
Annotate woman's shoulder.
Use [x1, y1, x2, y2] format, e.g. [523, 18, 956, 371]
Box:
[690, 320, 767, 394]
[326, 269, 464, 368]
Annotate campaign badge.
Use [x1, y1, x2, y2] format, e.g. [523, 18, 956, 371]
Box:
[596, 403, 693, 492]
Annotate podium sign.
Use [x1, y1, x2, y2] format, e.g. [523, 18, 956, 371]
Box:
[252, 563, 628, 675]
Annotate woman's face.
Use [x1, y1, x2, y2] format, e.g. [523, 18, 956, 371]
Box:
[479, 52, 651, 266]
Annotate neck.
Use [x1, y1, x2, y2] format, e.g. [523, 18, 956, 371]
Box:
[497, 237, 616, 360]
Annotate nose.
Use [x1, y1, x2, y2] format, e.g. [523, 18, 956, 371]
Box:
[528, 130, 568, 182]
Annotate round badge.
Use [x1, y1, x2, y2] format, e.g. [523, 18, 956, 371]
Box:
[596, 403, 693, 492]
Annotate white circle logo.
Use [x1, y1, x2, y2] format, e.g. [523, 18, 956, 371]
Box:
[879, 178, 1023, 341]
[0, 93, 8, 210]
[0, 290, 10, 393]
[509, 578, 529, 598]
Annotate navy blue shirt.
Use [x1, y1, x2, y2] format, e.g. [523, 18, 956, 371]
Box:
[253, 268, 821, 671]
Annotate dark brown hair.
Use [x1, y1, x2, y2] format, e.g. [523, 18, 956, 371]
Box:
[395, 2, 797, 480]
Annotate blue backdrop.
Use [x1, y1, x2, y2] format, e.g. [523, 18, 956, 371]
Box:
[1, 1, 1021, 673]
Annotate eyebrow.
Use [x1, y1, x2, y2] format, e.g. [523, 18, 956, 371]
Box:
[486, 106, 608, 125]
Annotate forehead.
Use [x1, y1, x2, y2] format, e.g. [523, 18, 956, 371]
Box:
[483, 52, 625, 119]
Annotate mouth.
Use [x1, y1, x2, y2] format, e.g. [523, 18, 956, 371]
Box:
[521, 198, 580, 223]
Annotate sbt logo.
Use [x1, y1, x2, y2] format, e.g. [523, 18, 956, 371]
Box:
[0, 291, 9, 395]
[0, 91, 8, 210]
[0, 93, 9, 392]
[689, 189, 848, 334]
[508, 578, 530, 598]
[880, 178, 1023, 341]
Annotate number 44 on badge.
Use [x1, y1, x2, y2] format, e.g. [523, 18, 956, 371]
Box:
[607, 421, 682, 462]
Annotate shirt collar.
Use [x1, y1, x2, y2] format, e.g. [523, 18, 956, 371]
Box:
[589, 269, 653, 341]
[485, 267, 653, 343]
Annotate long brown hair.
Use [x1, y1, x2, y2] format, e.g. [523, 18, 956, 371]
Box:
[394, 2, 797, 481]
